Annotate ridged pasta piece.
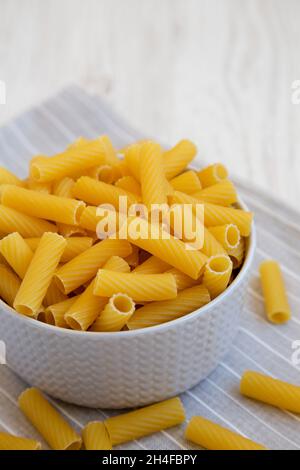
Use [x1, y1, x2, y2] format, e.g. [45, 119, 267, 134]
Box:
[90, 293, 135, 332]
[197, 163, 228, 188]
[165, 268, 198, 291]
[54, 239, 132, 294]
[127, 285, 210, 329]
[140, 142, 168, 208]
[0, 432, 41, 450]
[82, 422, 112, 450]
[0, 232, 33, 278]
[67, 136, 89, 148]
[72, 176, 137, 209]
[65, 279, 108, 331]
[170, 170, 202, 194]
[115, 176, 142, 197]
[87, 164, 121, 184]
[114, 160, 132, 177]
[168, 202, 225, 256]
[132, 255, 171, 274]
[29, 138, 107, 182]
[56, 223, 86, 237]
[185, 416, 266, 450]
[227, 237, 245, 268]
[25, 237, 93, 263]
[103, 255, 130, 273]
[43, 280, 68, 307]
[240, 370, 300, 414]
[0, 205, 57, 237]
[193, 180, 238, 206]
[1, 185, 85, 225]
[27, 179, 52, 194]
[259, 260, 291, 324]
[0, 264, 21, 307]
[202, 254, 233, 299]
[105, 397, 185, 445]
[124, 143, 142, 180]
[14, 233, 66, 316]
[169, 191, 253, 237]
[52, 177, 75, 198]
[208, 224, 240, 251]
[45, 296, 79, 328]
[98, 135, 119, 166]
[124, 244, 139, 268]
[79, 206, 100, 231]
[18, 388, 82, 450]
[163, 140, 197, 179]
[0, 167, 24, 186]
[125, 216, 207, 279]
[94, 270, 177, 302]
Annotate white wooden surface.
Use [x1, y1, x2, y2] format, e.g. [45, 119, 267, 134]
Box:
[1, 0, 300, 209]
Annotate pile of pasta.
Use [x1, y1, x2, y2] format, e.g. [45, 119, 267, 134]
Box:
[0, 136, 253, 331]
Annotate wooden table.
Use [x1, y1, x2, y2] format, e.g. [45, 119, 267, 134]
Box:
[1, 0, 299, 210]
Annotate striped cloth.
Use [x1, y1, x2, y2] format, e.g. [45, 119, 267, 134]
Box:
[0, 85, 300, 450]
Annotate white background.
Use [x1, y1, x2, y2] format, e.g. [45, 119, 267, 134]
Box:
[1, 0, 300, 209]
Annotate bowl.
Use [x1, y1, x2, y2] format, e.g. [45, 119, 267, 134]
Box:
[0, 199, 256, 409]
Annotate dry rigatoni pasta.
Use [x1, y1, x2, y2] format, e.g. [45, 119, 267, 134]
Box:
[90, 293, 135, 332]
[30, 138, 107, 182]
[52, 177, 75, 198]
[197, 163, 228, 188]
[65, 279, 108, 331]
[0, 166, 24, 186]
[259, 260, 291, 324]
[127, 285, 210, 329]
[228, 237, 245, 268]
[27, 179, 52, 194]
[0, 232, 33, 278]
[132, 255, 171, 274]
[45, 296, 79, 328]
[0, 205, 57, 237]
[19, 388, 82, 450]
[193, 180, 237, 206]
[125, 216, 207, 280]
[54, 239, 132, 294]
[0, 264, 21, 307]
[43, 280, 67, 307]
[94, 270, 177, 302]
[56, 223, 86, 237]
[240, 371, 300, 414]
[115, 176, 141, 197]
[14, 233, 66, 316]
[105, 397, 185, 445]
[202, 254, 233, 299]
[163, 140, 197, 179]
[169, 191, 253, 237]
[72, 176, 137, 209]
[170, 170, 202, 194]
[185, 416, 266, 450]
[1, 185, 85, 225]
[208, 224, 240, 251]
[0, 432, 41, 450]
[140, 142, 168, 209]
[82, 422, 112, 450]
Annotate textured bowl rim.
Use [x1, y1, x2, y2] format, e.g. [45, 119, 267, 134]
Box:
[0, 198, 256, 339]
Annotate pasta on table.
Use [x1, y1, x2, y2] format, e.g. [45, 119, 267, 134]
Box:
[0, 135, 253, 331]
